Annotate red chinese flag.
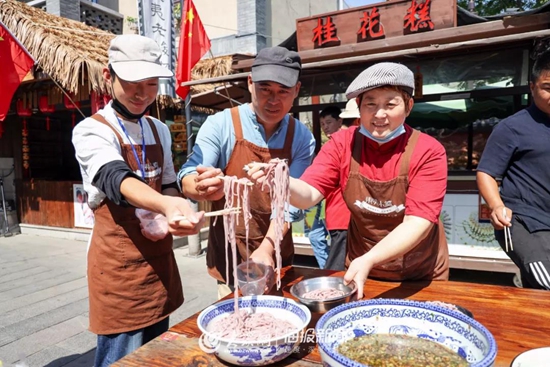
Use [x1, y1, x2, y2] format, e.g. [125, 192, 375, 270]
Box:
[176, 0, 211, 99]
[0, 20, 35, 121]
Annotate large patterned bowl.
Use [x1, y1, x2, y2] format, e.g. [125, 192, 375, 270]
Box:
[316, 298, 497, 367]
[197, 295, 311, 366]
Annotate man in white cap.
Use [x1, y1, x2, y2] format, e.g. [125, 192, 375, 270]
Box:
[72, 35, 205, 366]
[179, 46, 315, 298]
[248, 62, 449, 298]
[340, 98, 361, 127]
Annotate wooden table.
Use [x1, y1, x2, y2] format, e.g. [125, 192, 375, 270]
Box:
[114, 266, 550, 366]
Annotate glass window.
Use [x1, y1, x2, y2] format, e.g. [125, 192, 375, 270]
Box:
[405, 48, 529, 95]
[408, 95, 525, 171]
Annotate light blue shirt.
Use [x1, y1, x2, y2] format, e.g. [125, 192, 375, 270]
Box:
[178, 103, 316, 222]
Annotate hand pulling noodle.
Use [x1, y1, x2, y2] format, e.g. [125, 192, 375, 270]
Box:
[302, 288, 346, 300]
[260, 158, 290, 290]
[208, 309, 296, 341]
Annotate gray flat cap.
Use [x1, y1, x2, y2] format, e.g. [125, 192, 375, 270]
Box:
[346, 62, 415, 99]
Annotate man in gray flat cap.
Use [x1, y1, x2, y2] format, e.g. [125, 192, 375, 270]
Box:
[179, 46, 315, 298]
[247, 61, 449, 298]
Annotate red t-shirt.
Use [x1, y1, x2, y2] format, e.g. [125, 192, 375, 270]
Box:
[301, 125, 447, 224]
[324, 187, 349, 231]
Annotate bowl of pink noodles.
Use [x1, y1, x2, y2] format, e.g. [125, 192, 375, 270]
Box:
[197, 295, 311, 366]
[290, 276, 358, 313]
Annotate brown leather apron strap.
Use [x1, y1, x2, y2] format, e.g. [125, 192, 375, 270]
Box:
[282, 116, 296, 154]
[350, 129, 363, 173]
[230, 107, 244, 140]
[398, 129, 420, 177]
[144, 117, 164, 164]
[91, 114, 125, 147]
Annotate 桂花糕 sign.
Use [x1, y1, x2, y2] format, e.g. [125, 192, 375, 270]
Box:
[296, 0, 456, 51]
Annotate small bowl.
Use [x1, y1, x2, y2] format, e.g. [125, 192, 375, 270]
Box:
[197, 295, 311, 366]
[511, 347, 550, 366]
[236, 261, 273, 296]
[290, 276, 357, 313]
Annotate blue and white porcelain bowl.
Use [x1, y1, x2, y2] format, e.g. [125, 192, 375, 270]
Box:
[197, 295, 311, 366]
[316, 298, 497, 367]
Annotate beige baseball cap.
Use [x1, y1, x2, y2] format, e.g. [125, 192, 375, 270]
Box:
[108, 35, 173, 82]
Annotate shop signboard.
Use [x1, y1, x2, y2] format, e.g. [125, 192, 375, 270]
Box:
[296, 0, 456, 51]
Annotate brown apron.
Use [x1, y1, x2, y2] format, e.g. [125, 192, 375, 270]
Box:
[206, 107, 295, 284]
[87, 115, 183, 335]
[343, 129, 449, 281]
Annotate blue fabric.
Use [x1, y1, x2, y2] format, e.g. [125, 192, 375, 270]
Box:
[94, 317, 169, 367]
[477, 104, 550, 232]
[178, 103, 316, 222]
[359, 123, 406, 144]
[308, 201, 330, 268]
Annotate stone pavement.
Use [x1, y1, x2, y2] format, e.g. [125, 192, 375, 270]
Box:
[0, 234, 217, 367]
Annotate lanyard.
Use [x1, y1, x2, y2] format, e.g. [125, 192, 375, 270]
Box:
[116, 116, 146, 178]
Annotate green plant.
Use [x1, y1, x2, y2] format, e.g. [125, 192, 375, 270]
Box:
[126, 16, 137, 26]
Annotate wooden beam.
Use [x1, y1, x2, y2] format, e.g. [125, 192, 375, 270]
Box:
[181, 29, 549, 89]
[234, 12, 550, 71]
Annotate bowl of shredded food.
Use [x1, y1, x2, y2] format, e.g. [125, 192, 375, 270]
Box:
[316, 298, 497, 367]
[197, 295, 311, 366]
[290, 276, 357, 313]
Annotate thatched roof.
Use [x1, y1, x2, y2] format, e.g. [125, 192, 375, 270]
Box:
[190, 55, 234, 94]
[0, 0, 114, 95]
[0, 0, 234, 110]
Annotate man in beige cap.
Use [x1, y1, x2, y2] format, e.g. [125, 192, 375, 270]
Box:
[72, 34, 205, 366]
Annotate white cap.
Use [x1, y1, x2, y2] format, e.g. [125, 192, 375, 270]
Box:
[108, 35, 173, 82]
[340, 99, 360, 119]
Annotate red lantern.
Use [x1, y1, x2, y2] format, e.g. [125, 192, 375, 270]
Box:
[39, 95, 55, 131]
[64, 94, 81, 127]
[16, 99, 32, 132]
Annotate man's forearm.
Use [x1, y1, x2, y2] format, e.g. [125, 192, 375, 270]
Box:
[162, 187, 181, 197]
[477, 171, 504, 210]
[120, 176, 170, 214]
[259, 220, 291, 255]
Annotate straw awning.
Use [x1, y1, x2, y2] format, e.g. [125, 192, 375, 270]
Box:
[0, 0, 114, 95]
[0, 0, 236, 111]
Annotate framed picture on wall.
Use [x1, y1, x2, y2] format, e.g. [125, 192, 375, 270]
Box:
[73, 184, 94, 229]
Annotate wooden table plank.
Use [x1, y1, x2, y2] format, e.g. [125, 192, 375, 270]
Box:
[170, 266, 550, 367]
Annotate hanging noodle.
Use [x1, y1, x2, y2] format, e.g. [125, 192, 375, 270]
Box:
[260, 158, 290, 290]
[223, 176, 253, 312]
[210, 170, 296, 341]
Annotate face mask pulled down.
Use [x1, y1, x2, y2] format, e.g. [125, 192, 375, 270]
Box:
[359, 123, 406, 144]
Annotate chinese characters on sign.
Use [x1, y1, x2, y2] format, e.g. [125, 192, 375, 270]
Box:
[357, 7, 385, 41]
[141, 0, 172, 68]
[306, 0, 439, 50]
[139, 0, 174, 95]
[312, 16, 340, 48]
[404, 0, 435, 33]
